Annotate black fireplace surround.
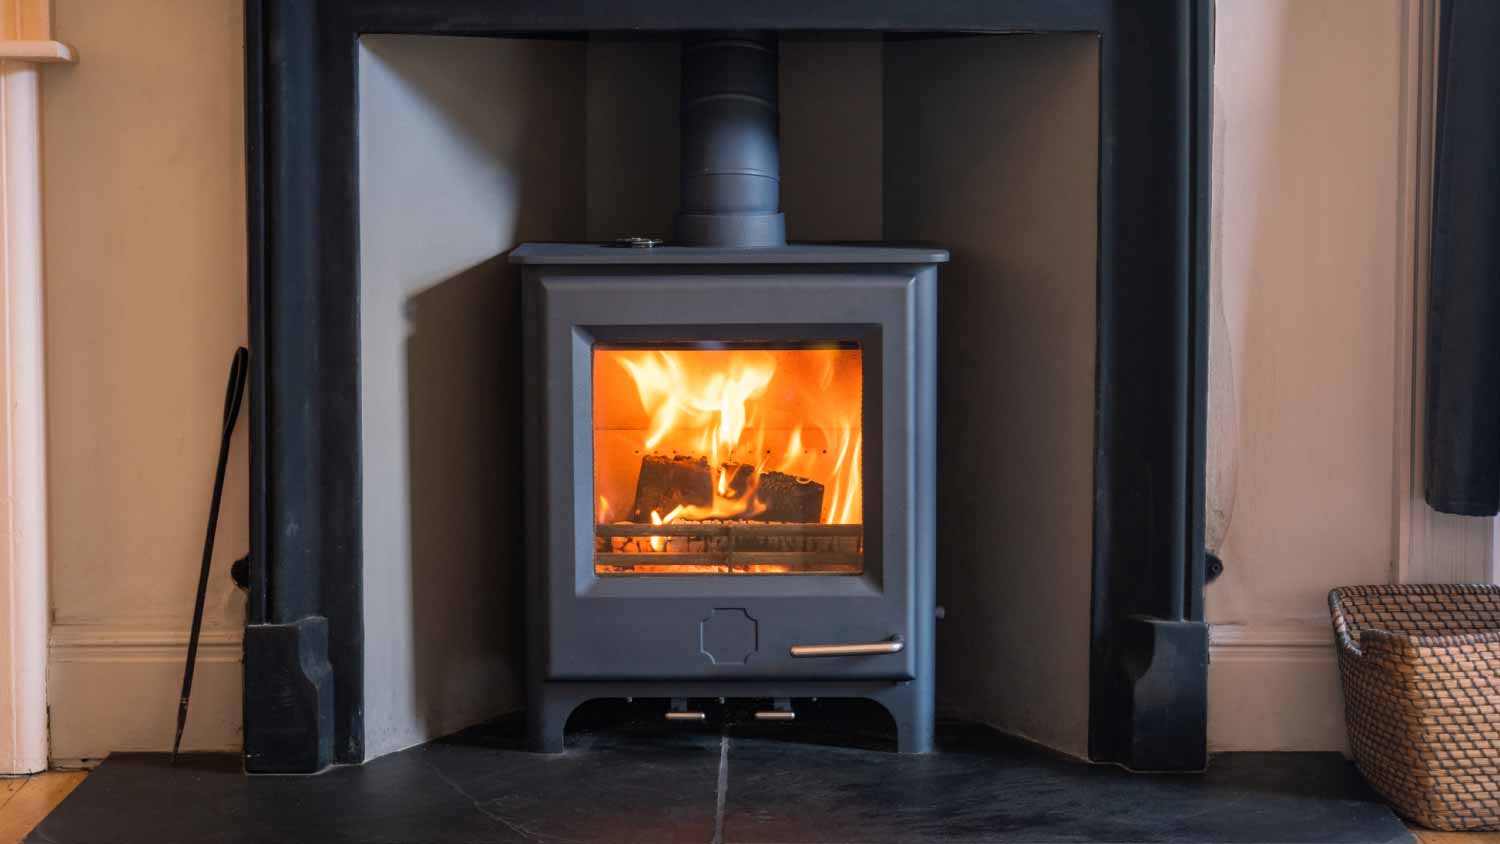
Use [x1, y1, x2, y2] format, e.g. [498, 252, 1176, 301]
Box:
[244, 0, 1213, 773]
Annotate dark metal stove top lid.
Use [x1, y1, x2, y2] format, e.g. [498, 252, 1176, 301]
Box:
[509, 242, 950, 265]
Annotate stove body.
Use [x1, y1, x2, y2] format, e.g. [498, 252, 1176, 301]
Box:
[516, 245, 943, 752]
[514, 31, 944, 752]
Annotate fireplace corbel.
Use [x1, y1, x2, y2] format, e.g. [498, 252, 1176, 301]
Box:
[244, 0, 1213, 773]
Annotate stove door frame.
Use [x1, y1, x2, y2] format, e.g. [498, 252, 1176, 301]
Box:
[525, 264, 936, 683]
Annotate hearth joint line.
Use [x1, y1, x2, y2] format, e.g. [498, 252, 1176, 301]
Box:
[712, 727, 730, 844]
[421, 755, 547, 843]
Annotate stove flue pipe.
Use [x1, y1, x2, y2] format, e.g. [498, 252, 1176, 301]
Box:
[676, 32, 787, 248]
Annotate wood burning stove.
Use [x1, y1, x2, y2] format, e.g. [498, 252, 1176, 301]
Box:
[514, 32, 946, 752]
[517, 244, 944, 751]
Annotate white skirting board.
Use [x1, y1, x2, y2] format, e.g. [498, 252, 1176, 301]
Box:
[47, 624, 242, 766]
[1208, 622, 1348, 753]
[47, 621, 1348, 760]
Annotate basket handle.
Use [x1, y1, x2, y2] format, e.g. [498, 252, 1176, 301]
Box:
[1328, 588, 1362, 657]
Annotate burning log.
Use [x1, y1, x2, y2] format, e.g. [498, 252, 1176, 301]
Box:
[752, 471, 824, 523]
[628, 456, 826, 525]
[630, 454, 712, 522]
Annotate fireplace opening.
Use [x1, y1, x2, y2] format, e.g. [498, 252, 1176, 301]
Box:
[353, 28, 1100, 761]
[593, 341, 864, 576]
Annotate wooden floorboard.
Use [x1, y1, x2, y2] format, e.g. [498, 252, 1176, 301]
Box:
[0, 772, 87, 844]
[0, 780, 27, 818]
[1411, 829, 1500, 844]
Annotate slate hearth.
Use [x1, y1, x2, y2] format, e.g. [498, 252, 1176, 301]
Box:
[30, 703, 1410, 844]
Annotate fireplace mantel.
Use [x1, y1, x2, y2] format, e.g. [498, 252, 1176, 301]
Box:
[244, 0, 1213, 774]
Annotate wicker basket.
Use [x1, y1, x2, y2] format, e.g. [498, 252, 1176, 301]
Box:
[1329, 584, 1500, 831]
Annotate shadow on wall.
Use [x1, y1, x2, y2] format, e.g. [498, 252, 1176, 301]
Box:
[357, 33, 585, 753]
[404, 254, 523, 742]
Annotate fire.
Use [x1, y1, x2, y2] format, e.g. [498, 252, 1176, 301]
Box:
[648, 505, 685, 551]
[617, 350, 775, 456]
[594, 345, 862, 527]
[825, 427, 863, 526]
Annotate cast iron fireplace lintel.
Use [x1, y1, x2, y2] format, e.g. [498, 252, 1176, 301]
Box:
[245, 0, 1212, 773]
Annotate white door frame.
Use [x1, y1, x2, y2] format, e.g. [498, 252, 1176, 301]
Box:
[0, 0, 71, 775]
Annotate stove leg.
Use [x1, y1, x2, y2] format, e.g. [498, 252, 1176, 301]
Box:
[526, 687, 578, 754]
[872, 684, 934, 754]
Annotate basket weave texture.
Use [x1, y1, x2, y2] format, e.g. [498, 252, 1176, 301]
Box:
[1329, 584, 1500, 831]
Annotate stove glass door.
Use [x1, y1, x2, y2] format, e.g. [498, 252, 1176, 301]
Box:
[592, 342, 863, 576]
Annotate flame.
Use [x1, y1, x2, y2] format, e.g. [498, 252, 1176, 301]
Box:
[649, 510, 663, 551]
[647, 505, 685, 551]
[778, 426, 804, 473]
[823, 427, 863, 526]
[618, 350, 775, 457]
[595, 346, 862, 527]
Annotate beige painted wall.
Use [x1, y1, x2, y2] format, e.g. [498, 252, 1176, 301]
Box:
[1206, 0, 1411, 751]
[42, 0, 247, 762]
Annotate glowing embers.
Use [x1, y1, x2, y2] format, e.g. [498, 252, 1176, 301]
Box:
[593, 344, 863, 575]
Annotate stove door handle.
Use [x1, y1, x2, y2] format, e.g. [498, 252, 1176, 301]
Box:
[789, 637, 904, 658]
